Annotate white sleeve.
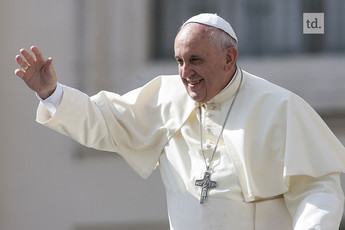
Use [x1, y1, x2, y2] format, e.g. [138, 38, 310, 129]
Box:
[284, 173, 344, 230]
[36, 82, 63, 116]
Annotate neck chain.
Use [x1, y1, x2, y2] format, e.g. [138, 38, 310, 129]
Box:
[195, 69, 243, 205]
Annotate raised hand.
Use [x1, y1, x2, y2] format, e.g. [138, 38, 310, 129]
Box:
[15, 46, 57, 99]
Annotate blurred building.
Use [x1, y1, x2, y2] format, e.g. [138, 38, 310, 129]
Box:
[1, 0, 344, 229]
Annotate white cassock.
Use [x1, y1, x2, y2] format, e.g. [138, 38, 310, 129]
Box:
[36, 68, 345, 230]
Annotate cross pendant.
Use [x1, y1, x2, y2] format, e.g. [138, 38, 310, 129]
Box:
[195, 171, 217, 205]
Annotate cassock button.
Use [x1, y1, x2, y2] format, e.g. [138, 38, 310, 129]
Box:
[206, 158, 210, 164]
[206, 104, 221, 110]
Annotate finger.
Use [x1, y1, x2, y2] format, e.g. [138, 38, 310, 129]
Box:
[15, 55, 29, 70]
[14, 69, 25, 79]
[42, 57, 54, 72]
[20, 48, 35, 66]
[46, 57, 53, 67]
[31, 46, 45, 65]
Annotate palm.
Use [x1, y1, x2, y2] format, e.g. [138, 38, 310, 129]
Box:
[24, 60, 55, 93]
[15, 46, 57, 99]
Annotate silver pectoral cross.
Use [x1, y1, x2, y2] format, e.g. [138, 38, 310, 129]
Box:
[195, 171, 217, 205]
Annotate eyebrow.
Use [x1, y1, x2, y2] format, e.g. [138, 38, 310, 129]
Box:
[190, 55, 202, 59]
[174, 54, 203, 59]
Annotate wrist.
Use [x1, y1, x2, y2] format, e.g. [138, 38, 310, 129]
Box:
[38, 84, 57, 100]
[36, 83, 63, 117]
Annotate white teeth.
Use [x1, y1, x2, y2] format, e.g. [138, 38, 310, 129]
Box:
[189, 80, 201, 85]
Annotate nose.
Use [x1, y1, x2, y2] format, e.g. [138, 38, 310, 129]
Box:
[180, 63, 194, 79]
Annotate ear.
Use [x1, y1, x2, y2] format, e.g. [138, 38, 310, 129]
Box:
[224, 46, 238, 71]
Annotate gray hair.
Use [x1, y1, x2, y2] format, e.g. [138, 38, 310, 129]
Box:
[208, 27, 238, 52]
[179, 22, 238, 52]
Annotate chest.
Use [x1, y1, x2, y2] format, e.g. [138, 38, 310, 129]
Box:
[159, 106, 243, 201]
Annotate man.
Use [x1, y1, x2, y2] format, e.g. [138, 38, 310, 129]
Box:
[15, 13, 345, 230]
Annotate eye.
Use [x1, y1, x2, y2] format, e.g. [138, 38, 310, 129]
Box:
[190, 57, 203, 64]
[176, 58, 183, 66]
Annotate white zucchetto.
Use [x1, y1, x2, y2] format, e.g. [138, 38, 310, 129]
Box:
[182, 13, 238, 42]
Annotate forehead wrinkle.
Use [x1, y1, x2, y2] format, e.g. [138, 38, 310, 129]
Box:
[175, 24, 213, 59]
[176, 23, 210, 44]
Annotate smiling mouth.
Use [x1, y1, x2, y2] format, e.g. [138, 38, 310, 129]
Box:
[188, 79, 203, 86]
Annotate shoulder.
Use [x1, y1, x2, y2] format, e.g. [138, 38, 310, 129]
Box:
[241, 69, 301, 104]
[151, 75, 192, 104]
[242, 70, 291, 96]
[126, 75, 184, 94]
[149, 75, 185, 90]
[239, 69, 317, 119]
[122, 75, 192, 106]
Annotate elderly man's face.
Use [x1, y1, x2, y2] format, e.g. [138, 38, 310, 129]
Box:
[174, 23, 236, 103]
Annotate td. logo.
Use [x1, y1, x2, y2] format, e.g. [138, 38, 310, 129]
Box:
[303, 13, 324, 34]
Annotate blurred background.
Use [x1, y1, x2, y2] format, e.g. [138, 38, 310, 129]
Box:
[1, 0, 345, 229]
